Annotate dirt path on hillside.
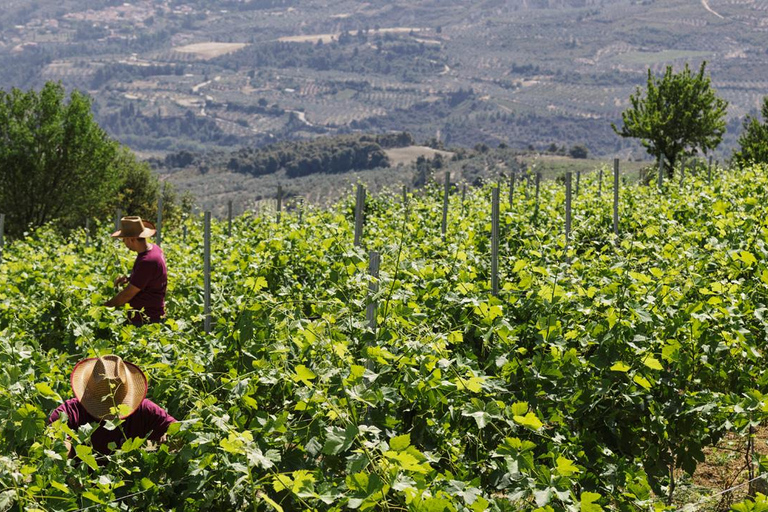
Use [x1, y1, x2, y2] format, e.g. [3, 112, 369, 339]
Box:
[701, 0, 724, 19]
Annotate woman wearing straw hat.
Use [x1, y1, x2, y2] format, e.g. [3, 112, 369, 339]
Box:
[105, 216, 168, 326]
[48, 355, 176, 457]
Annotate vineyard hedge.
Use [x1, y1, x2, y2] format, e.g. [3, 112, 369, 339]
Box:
[1, 165, 767, 511]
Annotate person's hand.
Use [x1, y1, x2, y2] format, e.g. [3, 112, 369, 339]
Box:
[114, 275, 129, 288]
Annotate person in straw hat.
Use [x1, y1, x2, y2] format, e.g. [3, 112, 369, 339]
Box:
[48, 354, 176, 457]
[105, 216, 167, 326]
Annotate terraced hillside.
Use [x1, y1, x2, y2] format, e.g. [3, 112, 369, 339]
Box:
[0, 0, 766, 158]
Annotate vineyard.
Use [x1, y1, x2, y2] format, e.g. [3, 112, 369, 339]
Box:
[4, 165, 768, 511]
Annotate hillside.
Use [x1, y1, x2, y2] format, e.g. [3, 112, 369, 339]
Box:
[0, 0, 765, 160]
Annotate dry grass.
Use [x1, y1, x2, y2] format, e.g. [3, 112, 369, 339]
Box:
[671, 427, 768, 511]
[385, 146, 454, 166]
[173, 42, 248, 59]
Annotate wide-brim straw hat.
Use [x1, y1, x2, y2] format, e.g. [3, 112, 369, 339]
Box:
[70, 355, 148, 420]
[111, 216, 156, 238]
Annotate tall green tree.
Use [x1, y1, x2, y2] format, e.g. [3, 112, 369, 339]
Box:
[733, 96, 768, 166]
[612, 62, 728, 177]
[0, 82, 189, 239]
[0, 82, 120, 238]
[114, 146, 195, 225]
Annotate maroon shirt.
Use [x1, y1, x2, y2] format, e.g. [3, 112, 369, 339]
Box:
[128, 244, 167, 324]
[49, 398, 176, 455]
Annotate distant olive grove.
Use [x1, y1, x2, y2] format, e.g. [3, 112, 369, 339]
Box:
[219, 133, 413, 178]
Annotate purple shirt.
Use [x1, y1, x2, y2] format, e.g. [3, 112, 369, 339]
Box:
[49, 398, 176, 455]
[128, 244, 167, 324]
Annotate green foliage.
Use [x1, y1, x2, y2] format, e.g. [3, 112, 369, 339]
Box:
[100, 106, 242, 151]
[733, 97, 768, 167]
[0, 82, 121, 238]
[114, 147, 194, 227]
[222, 134, 393, 177]
[613, 62, 728, 176]
[569, 144, 589, 159]
[220, 35, 447, 77]
[3, 163, 768, 510]
[0, 82, 191, 239]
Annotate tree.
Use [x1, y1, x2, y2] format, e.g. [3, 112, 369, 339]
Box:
[612, 62, 727, 177]
[0, 82, 188, 239]
[0, 82, 121, 238]
[733, 96, 768, 166]
[569, 144, 589, 159]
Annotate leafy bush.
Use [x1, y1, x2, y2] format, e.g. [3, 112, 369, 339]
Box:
[733, 96, 768, 167]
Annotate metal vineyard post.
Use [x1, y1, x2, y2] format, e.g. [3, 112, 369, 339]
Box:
[613, 159, 619, 235]
[658, 157, 664, 190]
[204, 211, 211, 334]
[576, 170, 581, 197]
[403, 185, 409, 223]
[228, 200, 233, 237]
[355, 184, 365, 247]
[156, 184, 164, 247]
[533, 172, 541, 222]
[565, 172, 572, 262]
[491, 186, 500, 296]
[114, 208, 122, 232]
[0, 213, 4, 264]
[366, 251, 380, 331]
[509, 171, 515, 205]
[598, 168, 603, 198]
[441, 171, 450, 240]
[276, 185, 283, 224]
[298, 197, 304, 224]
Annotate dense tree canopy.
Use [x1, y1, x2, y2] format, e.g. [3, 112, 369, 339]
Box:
[0, 82, 121, 238]
[612, 62, 728, 177]
[733, 96, 768, 167]
[0, 82, 188, 239]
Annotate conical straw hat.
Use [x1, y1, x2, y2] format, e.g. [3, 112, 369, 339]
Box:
[70, 355, 147, 420]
